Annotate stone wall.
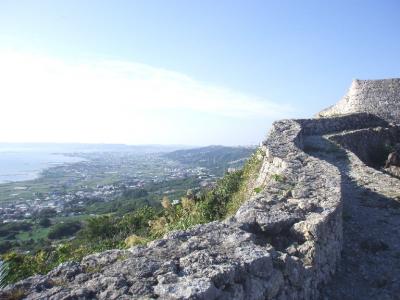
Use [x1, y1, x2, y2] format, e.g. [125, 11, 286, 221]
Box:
[329, 125, 400, 168]
[317, 78, 400, 122]
[3, 114, 389, 300]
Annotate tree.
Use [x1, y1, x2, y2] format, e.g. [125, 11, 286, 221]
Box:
[38, 218, 52, 228]
[47, 221, 81, 240]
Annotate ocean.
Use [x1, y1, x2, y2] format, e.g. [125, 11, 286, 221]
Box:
[0, 146, 84, 184]
[0, 143, 187, 184]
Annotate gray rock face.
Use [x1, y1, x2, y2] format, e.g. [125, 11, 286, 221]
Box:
[317, 78, 400, 122]
[2, 79, 400, 299]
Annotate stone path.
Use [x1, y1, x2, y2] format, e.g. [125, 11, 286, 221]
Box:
[305, 135, 400, 300]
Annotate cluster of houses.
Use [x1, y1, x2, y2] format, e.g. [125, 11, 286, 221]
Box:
[0, 164, 217, 223]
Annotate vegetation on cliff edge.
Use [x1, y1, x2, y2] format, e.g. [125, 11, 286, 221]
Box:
[0, 148, 264, 287]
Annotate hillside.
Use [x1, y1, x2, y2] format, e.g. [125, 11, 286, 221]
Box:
[164, 145, 256, 175]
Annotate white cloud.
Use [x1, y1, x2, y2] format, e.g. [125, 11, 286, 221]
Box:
[0, 50, 293, 144]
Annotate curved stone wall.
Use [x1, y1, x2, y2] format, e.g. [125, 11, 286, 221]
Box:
[329, 124, 400, 168]
[318, 78, 400, 122]
[0, 114, 391, 300]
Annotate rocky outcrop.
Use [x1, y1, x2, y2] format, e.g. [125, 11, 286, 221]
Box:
[2, 79, 400, 299]
[384, 145, 400, 177]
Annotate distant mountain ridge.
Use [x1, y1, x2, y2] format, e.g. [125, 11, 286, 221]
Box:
[0, 143, 192, 154]
[164, 145, 257, 175]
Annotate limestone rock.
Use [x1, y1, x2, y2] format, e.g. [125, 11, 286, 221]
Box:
[317, 78, 400, 122]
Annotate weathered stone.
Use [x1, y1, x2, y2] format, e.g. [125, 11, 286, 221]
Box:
[317, 78, 400, 122]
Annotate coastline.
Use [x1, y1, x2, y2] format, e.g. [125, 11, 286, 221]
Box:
[0, 152, 85, 184]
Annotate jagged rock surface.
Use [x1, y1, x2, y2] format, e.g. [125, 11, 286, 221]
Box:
[2, 79, 400, 299]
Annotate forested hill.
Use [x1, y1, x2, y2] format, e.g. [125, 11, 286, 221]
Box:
[164, 145, 256, 175]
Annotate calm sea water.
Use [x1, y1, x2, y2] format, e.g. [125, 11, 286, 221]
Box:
[0, 143, 186, 184]
[0, 148, 83, 184]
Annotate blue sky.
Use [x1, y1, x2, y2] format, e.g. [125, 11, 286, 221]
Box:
[0, 0, 399, 145]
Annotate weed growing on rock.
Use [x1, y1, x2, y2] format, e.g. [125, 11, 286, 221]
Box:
[271, 173, 286, 182]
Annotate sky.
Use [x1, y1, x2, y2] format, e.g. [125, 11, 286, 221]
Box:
[0, 0, 399, 146]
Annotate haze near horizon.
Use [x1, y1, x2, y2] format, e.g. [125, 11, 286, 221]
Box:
[0, 0, 399, 145]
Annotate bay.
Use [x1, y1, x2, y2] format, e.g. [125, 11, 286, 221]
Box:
[0, 147, 84, 184]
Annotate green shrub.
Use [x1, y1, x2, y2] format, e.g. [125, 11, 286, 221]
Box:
[224, 148, 264, 215]
[149, 148, 264, 236]
[0, 222, 32, 237]
[81, 206, 157, 243]
[271, 173, 285, 182]
[2, 149, 263, 286]
[253, 187, 262, 193]
[47, 221, 82, 240]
